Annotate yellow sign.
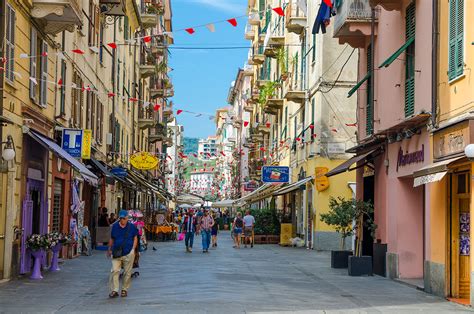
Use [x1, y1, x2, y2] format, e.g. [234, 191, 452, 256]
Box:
[130, 152, 159, 170]
[81, 129, 92, 160]
[280, 223, 293, 246]
[315, 167, 330, 192]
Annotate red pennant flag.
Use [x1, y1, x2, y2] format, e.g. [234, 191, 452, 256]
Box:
[177, 109, 183, 115]
[312, 134, 318, 138]
[296, 137, 301, 141]
[273, 7, 285, 16]
[107, 42, 117, 49]
[309, 124, 314, 129]
[227, 18, 238, 27]
[108, 92, 116, 98]
[260, 147, 265, 152]
[129, 98, 138, 102]
[220, 152, 226, 156]
[72, 49, 85, 54]
[58, 79, 63, 87]
[345, 123, 357, 127]
[41, 51, 48, 57]
[185, 28, 195, 34]
[244, 121, 249, 127]
[193, 153, 198, 157]
[143, 36, 152, 43]
[266, 122, 271, 128]
[331, 128, 338, 132]
[153, 104, 160, 111]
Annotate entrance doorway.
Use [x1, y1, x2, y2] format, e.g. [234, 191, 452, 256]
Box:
[449, 171, 471, 300]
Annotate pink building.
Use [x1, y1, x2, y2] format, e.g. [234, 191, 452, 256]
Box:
[329, 0, 433, 282]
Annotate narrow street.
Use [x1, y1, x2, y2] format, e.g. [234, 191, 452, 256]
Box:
[0, 233, 468, 313]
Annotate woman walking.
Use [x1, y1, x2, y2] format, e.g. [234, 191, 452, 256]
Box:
[211, 213, 219, 248]
[232, 212, 244, 249]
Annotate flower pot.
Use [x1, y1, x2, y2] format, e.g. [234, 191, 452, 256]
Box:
[30, 250, 44, 280]
[348, 256, 373, 276]
[49, 244, 63, 272]
[331, 250, 353, 269]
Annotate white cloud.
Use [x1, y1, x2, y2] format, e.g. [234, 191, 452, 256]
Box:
[190, 0, 246, 14]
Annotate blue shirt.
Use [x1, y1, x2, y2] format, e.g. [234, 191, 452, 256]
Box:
[111, 222, 138, 256]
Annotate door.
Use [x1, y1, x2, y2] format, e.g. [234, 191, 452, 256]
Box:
[450, 172, 471, 299]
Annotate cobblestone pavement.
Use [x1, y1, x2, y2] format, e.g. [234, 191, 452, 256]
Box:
[0, 232, 471, 313]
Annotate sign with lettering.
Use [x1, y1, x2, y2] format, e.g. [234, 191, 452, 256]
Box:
[262, 166, 290, 183]
[244, 180, 258, 191]
[315, 167, 330, 192]
[397, 145, 424, 171]
[130, 152, 159, 170]
[62, 129, 83, 158]
[81, 129, 92, 160]
[433, 120, 474, 160]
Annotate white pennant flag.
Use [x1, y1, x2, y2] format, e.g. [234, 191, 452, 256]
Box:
[13, 72, 22, 79]
[71, 82, 77, 89]
[57, 52, 66, 60]
[89, 46, 99, 54]
[19, 53, 29, 59]
[206, 24, 216, 32]
[29, 77, 38, 85]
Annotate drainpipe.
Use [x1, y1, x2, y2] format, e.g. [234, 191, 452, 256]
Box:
[370, 8, 376, 134]
[431, 0, 439, 128]
[111, 20, 117, 164]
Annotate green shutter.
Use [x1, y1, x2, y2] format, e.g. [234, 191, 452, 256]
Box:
[405, 2, 415, 117]
[366, 45, 373, 135]
[449, 0, 464, 80]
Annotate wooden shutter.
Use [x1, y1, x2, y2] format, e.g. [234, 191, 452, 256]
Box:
[40, 41, 48, 107]
[29, 28, 37, 101]
[60, 61, 66, 114]
[405, 2, 416, 117]
[366, 45, 373, 135]
[5, 5, 15, 82]
[449, 0, 464, 80]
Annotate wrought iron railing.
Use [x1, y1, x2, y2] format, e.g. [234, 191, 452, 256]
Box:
[334, 0, 374, 35]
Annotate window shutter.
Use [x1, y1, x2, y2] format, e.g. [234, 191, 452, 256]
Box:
[30, 28, 37, 101]
[404, 2, 416, 117]
[456, 0, 464, 77]
[40, 41, 48, 107]
[6, 5, 15, 82]
[60, 61, 66, 114]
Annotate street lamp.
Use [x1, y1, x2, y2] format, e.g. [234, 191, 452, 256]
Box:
[465, 144, 474, 161]
[2, 135, 15, 162]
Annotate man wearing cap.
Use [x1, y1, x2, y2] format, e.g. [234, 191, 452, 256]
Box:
[182, 209, 197, 253]
[107, 210, 138, 298]
[200, 209, 214, 253]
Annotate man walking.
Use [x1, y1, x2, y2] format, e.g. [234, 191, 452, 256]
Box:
[243, 210, 255, 248]
[182, 209, 197, 253]
[107, 210, 138, 298]
[200, 209, 214, 253]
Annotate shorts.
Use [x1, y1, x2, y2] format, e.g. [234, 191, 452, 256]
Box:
[244, 227, 253, 237]
[234, 227, 242, 235]
[211, 229, 218, 236]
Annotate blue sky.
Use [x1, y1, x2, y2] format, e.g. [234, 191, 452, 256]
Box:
[169, 0, 248, 139]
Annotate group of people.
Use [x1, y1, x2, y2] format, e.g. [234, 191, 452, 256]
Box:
[98, 207, 116, 227]
[180, 208, 218, 253]
[232, 210, 255, 249]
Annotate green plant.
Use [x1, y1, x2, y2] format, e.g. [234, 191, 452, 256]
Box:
[249, 208, 280, 235]
[156, 61, 168, 73]
[320, 197, 356, 250]
[258, 81, 278, 106]
[275, 47, 288, 74]
[353, 199, 377, 257]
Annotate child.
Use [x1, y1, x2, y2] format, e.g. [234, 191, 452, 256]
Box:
[211, 214, 219, 248]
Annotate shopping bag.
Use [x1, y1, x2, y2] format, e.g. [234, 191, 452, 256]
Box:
[178, 232, 185, 241]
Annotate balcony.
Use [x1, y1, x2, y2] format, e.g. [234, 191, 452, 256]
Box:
[140, 64, 156, 79]
[244, 104, 254, 112]
[138, 111, 156, 129]
[369, 0, 402, 11]
[285, 90, 306, 104]
[163, 107, 173, 117]
[251, 45, 265, 65]
[333, 0, 377, 48]
[245, 24, 255, 40]
[243, 64, 254, 77]
[141, 13, 159, 29]
[149, 123, 167, 143]
[249, 12, 260, 26]
[31, 0, 83, 34]
[286, 0, 307, 35]
[264, 97, 284, 112]
[268, 21, 285, 47]
[257, 124, 270, 134]
[163, 136, 173, 146]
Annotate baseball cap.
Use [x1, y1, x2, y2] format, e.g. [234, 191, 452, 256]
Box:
[118, 210, 129, 218]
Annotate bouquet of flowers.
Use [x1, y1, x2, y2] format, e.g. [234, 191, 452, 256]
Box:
[26, 234, 50, 251]
[47, 232, 74, 248]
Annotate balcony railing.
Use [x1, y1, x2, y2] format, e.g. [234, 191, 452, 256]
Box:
[245, 24, 255, 40]
[31, 0, 83, 34]
[334, 0, 374, 35]
[286, 0, 307, 34]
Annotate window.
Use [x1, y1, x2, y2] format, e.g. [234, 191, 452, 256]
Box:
[405, 2, 416, 117]
[59, 60, 66, 115]
[30, 28, 48, 107]
[312, 34, 316, 62]
[311, 98, 315, 141]
[5, 4, 15, 83]
[52, 180, 64, 233]
[88, 0, 99, 47]
[96, 101, 104, 143]
[86, 91, 96, 136]
[301, 36, 307, 90]
[71, 72, 83, 128]
[449, 0, 464, 80]
[366, 45, 373, 135]
[284, 107, 288, 138]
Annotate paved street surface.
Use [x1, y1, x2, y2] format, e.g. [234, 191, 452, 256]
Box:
[0, 232, 470, 313]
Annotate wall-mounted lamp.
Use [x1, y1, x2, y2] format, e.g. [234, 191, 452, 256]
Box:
[465, 144, 474, 161]
[2, 135, 15, 162]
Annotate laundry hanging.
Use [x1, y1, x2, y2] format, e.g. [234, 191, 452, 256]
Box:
[312, 0, 336, 34]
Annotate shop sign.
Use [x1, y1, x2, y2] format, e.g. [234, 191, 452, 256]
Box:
[130, 152, 159, 170]
[62, 129, 83, 158]
[111, 167, 127, 178]
[315, 167, 330, 192]
[433, 120, 473, 160]
[262, 166, 290, 183]
[396, 144, 424, 172]
[81, 129, 92, 160]
[244, 180, 258, 191]
[328, 142, 346, 154]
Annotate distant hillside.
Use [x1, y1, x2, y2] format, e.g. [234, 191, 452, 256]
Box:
[183, 137, 199, 154]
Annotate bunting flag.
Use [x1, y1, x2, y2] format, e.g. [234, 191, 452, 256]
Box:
[206, 24, 216, 32]
[296, 137, 301, 141]
[107, 42, 118, 49]
[58, 78, 63, 87]
[19, 53, 29, 59]
[227, 18, 238, 27]
[177, 109, 183, 115]
[41, 51, 48, 57]
[309, 124, 314, 129]
[72, 49, 85, 54]
[243, 121, 249, 127]
[154, 104, 160, 111]
[143, 36, 152, 43]
[57, 52, 66, 60]
[273, 7, 285, 16]
[129, 98, 138, 102]
[345, 123, 357, 127]
[185, 28, 195, 34]
[107, 92, 115, 98]
[265, 122, 271, 128]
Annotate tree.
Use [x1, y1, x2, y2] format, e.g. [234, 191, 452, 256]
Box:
[320, 197, 355, 250]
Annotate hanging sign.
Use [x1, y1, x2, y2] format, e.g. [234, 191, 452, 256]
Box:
[262, 166, 290, 183]
[62, 129, 83, 158]
[315, 167, 330, 192]
[130, 152, 159, 170]
[81, 129, 92, 160]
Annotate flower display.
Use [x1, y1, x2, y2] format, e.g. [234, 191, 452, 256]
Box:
[47, 232, 74, 248]
[26, 234, 50, 251]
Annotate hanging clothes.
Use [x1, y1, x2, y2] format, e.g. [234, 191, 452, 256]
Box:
[312, 0, 336, 34]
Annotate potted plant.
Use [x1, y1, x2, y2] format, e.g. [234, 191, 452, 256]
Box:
[348, 200, 377, 276]
[275, 47, 288, 81]
[26, 234, 50, 280]
[48, 232, 72, 272]
[320, 197, 355, 268]
[258, 81, 278, 107]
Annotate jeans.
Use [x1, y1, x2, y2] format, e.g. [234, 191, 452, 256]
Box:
[201, 229, 211, 250]
[109, 250, 135, 293]
[185, 232, 194, 248]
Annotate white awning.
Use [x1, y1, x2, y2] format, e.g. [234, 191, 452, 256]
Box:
[273, 177, 313, 196]
[414, 172, 448, 188]
[212, 200, 235, 208]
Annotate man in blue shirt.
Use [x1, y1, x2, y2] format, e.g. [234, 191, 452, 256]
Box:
[107, 210, 138, 298]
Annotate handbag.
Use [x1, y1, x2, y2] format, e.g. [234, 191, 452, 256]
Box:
[112, 224, 130, 258]
[178, 232, 185, 241]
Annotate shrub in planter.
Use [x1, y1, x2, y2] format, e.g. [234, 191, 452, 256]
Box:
[249, 208, 280, 236]
[320, 197, 355, 268]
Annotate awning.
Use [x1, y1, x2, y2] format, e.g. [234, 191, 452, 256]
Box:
[273, 176, 313, 196]
[213, 200, 236, 208]
[348, 72, 370, 98]
[29, 131, 98, 186]
[233, 183, 280, 206]
[412, 156, 466, 187]
[326, 148, 381, 177]
[379, 36, 415, 68]
[88, 158, 115, 185]
[128, 170, 167, 200]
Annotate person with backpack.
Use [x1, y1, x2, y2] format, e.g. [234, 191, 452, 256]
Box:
[232, 212, 244, 249]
